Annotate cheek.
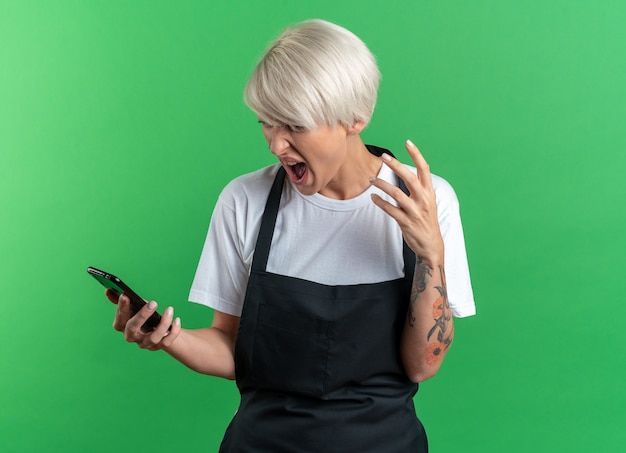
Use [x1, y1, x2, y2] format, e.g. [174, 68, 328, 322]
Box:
[319, 142, 347, 165]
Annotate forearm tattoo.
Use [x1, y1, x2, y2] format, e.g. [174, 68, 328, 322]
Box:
[408, 257, 433, 327]
[409, 260, 454, 365]
[425, 265, 453, 365]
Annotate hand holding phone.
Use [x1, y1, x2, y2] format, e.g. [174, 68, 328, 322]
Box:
[87, 266, 164, 332]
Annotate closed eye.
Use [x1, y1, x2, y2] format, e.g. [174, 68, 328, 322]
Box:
[258, 120, 305, 133]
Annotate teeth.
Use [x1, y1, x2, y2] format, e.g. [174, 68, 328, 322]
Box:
[286, 161, 298, 166]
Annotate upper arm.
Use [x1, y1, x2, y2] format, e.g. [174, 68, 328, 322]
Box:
[211, 310, 240, 348]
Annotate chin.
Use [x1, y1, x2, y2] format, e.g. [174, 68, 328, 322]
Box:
[294, 185, 318, 196]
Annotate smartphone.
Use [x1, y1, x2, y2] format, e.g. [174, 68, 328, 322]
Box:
[87, 266, 163, 331]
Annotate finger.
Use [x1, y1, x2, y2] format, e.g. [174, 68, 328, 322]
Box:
[370, 192, 410, 226]
[161, 317, 182, 349]
[117, 294, 133, 316]
[112, 294, 133, 331]
[125, 300, 159, 334]
[105, 289, 120, 304]
[379, 152, 421, 190]
[369, 176, 414, 212]
[405, 140, 433, 188]
[147, 306, 175, 347]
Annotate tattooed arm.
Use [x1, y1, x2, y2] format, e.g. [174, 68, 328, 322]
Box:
[370, 140, 454, 382]
[402, 257, 454, 382]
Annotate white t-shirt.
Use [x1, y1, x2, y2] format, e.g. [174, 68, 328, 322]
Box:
[189, 162, 476, 318]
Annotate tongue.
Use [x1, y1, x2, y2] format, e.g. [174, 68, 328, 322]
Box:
[293, 163, 307, 179]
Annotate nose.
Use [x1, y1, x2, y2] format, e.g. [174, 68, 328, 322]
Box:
[266, 126, 290, 156]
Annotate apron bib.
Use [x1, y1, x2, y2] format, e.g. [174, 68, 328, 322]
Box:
[220, 146, 428, 452]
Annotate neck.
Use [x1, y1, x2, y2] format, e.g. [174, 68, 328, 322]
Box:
[319, 136, 382, 200]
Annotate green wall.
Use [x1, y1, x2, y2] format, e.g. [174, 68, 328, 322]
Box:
[2, 1, 625, 451]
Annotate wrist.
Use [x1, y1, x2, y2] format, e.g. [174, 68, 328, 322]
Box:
[416, 252, 443, 268]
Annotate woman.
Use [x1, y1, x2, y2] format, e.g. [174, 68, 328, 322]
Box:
[108, 19, 475, 452]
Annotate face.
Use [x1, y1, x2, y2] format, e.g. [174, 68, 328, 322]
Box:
[260, 121, 358, 197]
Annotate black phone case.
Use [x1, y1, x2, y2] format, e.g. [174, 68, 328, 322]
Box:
[87, 266, 163, 331]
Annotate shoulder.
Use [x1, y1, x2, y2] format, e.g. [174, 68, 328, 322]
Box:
[397, 163, 459, 210]
[218, 164, 281, 210]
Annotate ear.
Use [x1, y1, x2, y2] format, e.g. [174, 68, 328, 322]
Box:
[347, 120, 367, 135]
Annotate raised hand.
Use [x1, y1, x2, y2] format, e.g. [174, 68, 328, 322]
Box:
[369, 140, 444, 265]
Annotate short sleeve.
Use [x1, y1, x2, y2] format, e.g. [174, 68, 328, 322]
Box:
[188, 193, 249, 316]
[188, 166, 278, 317]
[433, 175, 476, 318]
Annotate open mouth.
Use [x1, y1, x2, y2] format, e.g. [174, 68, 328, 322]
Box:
[285, 161, 307, 182]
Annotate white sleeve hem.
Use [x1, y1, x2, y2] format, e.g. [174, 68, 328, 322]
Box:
[188, 289, 243, 317]
[452, 305, 477, 318]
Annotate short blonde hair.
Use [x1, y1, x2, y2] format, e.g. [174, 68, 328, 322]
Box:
[244, 19, 381, 129]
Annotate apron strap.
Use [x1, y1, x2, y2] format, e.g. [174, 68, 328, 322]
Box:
[251, 146, 416, 281]
[251, 166, 286, 273]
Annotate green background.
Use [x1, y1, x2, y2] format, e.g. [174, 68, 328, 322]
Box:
[2, 0, 625, 451]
